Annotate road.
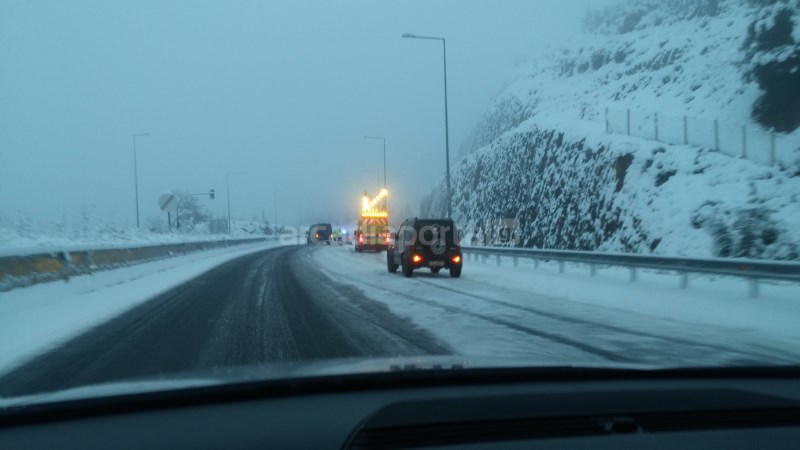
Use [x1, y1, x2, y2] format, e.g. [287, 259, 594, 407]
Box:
[0, 245, 450, 397]
[1, 243, 799, 398]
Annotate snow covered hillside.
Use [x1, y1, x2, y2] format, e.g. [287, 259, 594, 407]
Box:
[423, 0, 800, 260]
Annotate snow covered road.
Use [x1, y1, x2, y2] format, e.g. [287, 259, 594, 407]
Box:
[0, 245, 449, 397]
[314, 245, 800, 367]
[1, 243, 799, 398]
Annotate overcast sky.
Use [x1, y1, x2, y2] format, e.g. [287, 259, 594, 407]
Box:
[0, 0, 619, 230]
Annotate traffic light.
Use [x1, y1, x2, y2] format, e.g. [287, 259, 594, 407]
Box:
[209, 189, 215, 200]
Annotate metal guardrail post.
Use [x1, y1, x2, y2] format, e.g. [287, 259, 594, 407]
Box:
[558, 261, 565, 274]
[680, 272, 688, 289]
[590, 263, 597, 276]
[630, 267, 637, 282]
[496, 255, 501, 266]
[749, 278, 759, 299]
[513, 256, 518, 267]
[534, 259, 539, 269]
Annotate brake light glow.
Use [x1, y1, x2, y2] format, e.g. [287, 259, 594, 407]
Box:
[452, 255, 461, 264]
[412, 254, 422, 263]
[359, 236, 364, 243]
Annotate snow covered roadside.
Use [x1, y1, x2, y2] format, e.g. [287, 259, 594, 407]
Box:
[0, 223, 279, 258]
[313, 246, 800, 366]
[0, 240, 282, 377]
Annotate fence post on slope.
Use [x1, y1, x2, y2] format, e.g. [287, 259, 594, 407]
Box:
[770, 132, 776, 166]
[742, 125, 747, 159]
[605, 107, 609, 133]
[654, 113, 659, 141]
[626, 109, 631, 136]
[683, 116, 688, 145]
[714, 120, 720, 151]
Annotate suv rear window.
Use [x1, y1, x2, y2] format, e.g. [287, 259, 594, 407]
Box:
[310, 224, 332, 235]
[415, 220, 457, 246]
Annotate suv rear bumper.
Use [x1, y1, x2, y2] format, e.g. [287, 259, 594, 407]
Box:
[358, 244, 388, 251]
[409, 252, 462, 269]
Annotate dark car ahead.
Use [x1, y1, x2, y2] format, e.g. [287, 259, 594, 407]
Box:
[307, 223, 333, 244]
[387, 218, 462, 278]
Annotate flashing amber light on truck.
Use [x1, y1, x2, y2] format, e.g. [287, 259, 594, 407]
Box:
[362, 210, 388, 219]
[361, 189, 389, 218]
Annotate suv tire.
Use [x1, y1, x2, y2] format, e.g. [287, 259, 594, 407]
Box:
[402, 254, 413, 278]
[450, 264, 462, 278]
[387, 251, 399, 273]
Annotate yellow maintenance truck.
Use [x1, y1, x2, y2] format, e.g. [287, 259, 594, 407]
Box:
[355, 189, 390, 253]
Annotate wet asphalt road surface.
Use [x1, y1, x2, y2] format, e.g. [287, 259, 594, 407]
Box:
[0, 245, 450, 397]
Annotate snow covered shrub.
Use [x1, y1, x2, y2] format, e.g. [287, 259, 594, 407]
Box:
[692, 202, 800, 259]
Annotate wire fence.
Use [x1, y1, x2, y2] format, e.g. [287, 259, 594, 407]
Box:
[603, 108, 800, 169]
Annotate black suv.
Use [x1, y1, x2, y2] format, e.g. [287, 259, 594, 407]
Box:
[307, 223, 333, 244]
[387, 218, 462, 278]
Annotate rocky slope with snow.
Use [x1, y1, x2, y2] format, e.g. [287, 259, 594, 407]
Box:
[423, 0, 800, 259]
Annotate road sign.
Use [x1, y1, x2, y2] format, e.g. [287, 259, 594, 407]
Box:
[158, 192, 178, 212]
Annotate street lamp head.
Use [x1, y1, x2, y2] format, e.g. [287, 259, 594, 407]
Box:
[402, 33, 416, 39]
[134, 133, 150, 137]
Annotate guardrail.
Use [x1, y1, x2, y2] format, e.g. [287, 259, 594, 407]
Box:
[461, 246, 800, 298]
[0, 237, 276, 292]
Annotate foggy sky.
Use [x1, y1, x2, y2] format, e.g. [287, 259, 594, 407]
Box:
[0, 0, 619, 230]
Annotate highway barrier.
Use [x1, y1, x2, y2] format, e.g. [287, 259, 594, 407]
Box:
[462, 246, 800, 298]
[0, 237, 274, 292]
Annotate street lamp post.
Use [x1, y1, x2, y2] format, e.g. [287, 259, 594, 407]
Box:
[363, 136, 386, 189]
[226, 171, 247, 235]
[132, 133, 150, 228]
[402, 33, 452, 218]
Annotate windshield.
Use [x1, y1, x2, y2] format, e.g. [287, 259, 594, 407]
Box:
[1, 0, 800, 404]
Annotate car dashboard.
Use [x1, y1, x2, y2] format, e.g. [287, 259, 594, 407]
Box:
[1, 367, 800, 449]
